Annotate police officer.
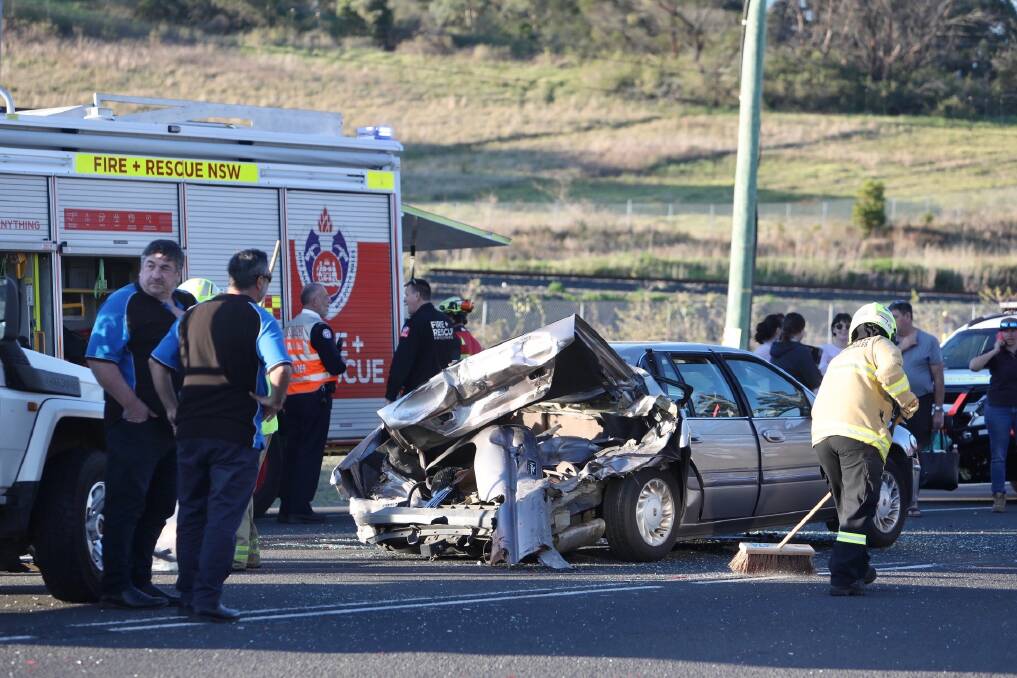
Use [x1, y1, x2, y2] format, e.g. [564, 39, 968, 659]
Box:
[385, 278, 460, 402]
[811, 303, 919, 596]
[278, 283, 346, 524]
[86, 239, 195, 609]
[439, 296, 483, 358]
[149, 249, 291, 622]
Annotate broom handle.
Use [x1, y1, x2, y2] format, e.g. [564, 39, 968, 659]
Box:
[776, 491, 832, 549]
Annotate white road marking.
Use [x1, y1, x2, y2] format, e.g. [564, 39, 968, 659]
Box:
[914, 506, 993, 513]
[692, 576, 786, 585]
[109, 584, 662, 633]
[73, 584, 627, 628]
[0, 636, 35, 643]
[817, 563, 939, 575]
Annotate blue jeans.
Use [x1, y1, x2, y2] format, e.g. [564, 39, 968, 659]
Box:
[984, 404, 1017, 495]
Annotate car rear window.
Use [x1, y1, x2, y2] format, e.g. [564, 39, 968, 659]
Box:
[942, 329, 997, 369]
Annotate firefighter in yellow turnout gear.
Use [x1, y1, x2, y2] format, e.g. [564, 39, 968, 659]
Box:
[179, 278, 271, 571]
[811, 302, 919, 596]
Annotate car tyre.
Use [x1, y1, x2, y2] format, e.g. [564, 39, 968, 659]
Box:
[868, 454, 908, 548]
[603, 467, 681, 562]
[31, 448, 106, 603]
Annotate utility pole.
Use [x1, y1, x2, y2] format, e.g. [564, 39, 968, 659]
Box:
[0, 0, 5, 81]
[722, 0, 767, 349]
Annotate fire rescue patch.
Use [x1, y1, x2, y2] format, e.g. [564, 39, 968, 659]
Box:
[322, 328, 332, 340]
[296, 207, 357, 319]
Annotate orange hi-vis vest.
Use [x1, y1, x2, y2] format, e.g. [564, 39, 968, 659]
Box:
[284, 310, 339, 395]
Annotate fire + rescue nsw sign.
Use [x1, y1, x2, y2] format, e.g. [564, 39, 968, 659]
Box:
[75, 153, 259, 183]
[288, 204, 393, 399]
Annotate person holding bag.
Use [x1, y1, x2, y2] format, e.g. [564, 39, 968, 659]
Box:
[969, 317, 1017, 513]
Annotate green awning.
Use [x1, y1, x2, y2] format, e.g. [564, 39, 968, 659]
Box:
[401, 205, 510, 251]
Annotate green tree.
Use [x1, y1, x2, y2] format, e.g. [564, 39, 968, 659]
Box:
[336, 0, 393, 46]
[852, 179, 887, 238]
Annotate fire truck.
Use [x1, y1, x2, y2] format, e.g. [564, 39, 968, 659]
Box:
[0, 89, 507, 600]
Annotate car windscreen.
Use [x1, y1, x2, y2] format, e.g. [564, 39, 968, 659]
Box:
[942, 329, 996, 369]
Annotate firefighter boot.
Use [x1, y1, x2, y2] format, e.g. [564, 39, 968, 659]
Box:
[247, 535, 261, 569]
[232, 543, 249, 572]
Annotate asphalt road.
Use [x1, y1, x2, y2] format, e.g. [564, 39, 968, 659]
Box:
[2, 497, 1015, 677]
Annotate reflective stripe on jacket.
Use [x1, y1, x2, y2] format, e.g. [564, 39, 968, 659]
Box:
[284, 311, 339, 395]
[811, 335, 919, 460]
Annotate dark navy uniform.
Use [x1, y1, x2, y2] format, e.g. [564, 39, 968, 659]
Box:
[86, 283, 195, 597]
[151, 293, 289, 611]
[385, 302, 460, 401]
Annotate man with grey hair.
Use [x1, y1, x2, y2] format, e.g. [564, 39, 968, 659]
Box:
[278, 282, 346, 523]
[86, 239, 196, 609]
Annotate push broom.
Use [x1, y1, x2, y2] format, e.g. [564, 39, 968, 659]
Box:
[728, 491, 832, 576]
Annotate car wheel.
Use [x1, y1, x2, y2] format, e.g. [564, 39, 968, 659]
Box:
[31, 448, 105, 603]
[603, 467, 681, 562]
[868, 455, 907, 548]
[253, 434, 284, 518]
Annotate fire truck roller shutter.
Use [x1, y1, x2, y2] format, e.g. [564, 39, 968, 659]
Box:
[182, 185, 282, 306]
[0, 174, 52, 247]
[285, 190, 393, 442]
[55, 178, 180, 254]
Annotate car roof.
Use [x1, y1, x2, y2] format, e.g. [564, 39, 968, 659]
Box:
[945, 314, 1012, 338]
[610, 341, 759, 358]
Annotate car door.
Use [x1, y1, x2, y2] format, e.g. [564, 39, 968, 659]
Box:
[724, 356, 827, 516]
[667, 353, 760, 521]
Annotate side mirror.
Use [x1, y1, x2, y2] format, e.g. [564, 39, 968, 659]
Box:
[2, 276, 19, 341]
[677, 383, 694, 407]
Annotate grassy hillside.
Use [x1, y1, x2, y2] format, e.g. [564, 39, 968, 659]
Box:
[2, 31, 1016, 292]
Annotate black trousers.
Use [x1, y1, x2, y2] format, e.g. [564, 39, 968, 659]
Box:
[909, 393, 935, 451]
[814, 435, 884, 588]
[279, 389, 333, 517]
[100, 419, 177, 595]
[175, 437, 260, 610]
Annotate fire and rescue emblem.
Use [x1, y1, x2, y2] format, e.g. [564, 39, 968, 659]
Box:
[297, 207, 357, 318]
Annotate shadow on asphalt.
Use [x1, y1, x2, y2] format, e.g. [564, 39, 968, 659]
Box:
[2, 575, 1011, 675]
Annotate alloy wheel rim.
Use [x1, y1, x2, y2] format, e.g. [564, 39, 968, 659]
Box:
[84, 481, 105, 572]
[635, 478, 675, 546]
[874, 470, 901, 534]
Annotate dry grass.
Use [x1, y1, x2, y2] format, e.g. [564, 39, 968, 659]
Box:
[3, 32, 1016, 292]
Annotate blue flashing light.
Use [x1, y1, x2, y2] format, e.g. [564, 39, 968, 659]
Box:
[356, 124, 395, 140]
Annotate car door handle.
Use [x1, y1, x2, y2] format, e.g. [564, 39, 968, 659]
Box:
[690, 435, 702, 443]
[761, 430, 785, 443]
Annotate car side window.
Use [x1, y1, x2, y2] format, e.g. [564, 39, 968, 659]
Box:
[670, 356, 741, 418]
[726, 358, 810, 418]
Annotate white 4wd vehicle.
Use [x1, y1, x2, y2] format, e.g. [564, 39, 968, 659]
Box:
[0, 276, 107, 601]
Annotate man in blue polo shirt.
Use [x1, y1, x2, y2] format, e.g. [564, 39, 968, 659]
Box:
[150, 249, 291, 623]
[85, 239, 196, 609]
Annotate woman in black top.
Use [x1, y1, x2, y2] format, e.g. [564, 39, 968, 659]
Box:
[770, 312, 823, 391]
[969, 316, 1017, 512]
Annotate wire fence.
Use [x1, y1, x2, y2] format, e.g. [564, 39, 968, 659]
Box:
[469, 294, 995, 349]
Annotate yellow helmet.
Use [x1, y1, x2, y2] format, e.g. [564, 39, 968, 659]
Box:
[849, 302, 897, 343]
[179, 278, 222, 303]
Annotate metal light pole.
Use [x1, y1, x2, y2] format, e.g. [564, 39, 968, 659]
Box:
[0, 0, 5, 81]
[722, 0, 767, 349]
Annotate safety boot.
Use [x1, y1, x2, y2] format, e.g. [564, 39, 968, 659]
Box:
[829, 580, 865, 597]
[993, 492, 1007, 513]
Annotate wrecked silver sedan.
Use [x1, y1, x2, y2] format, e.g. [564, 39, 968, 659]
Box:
[332, 316, 691, 569]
